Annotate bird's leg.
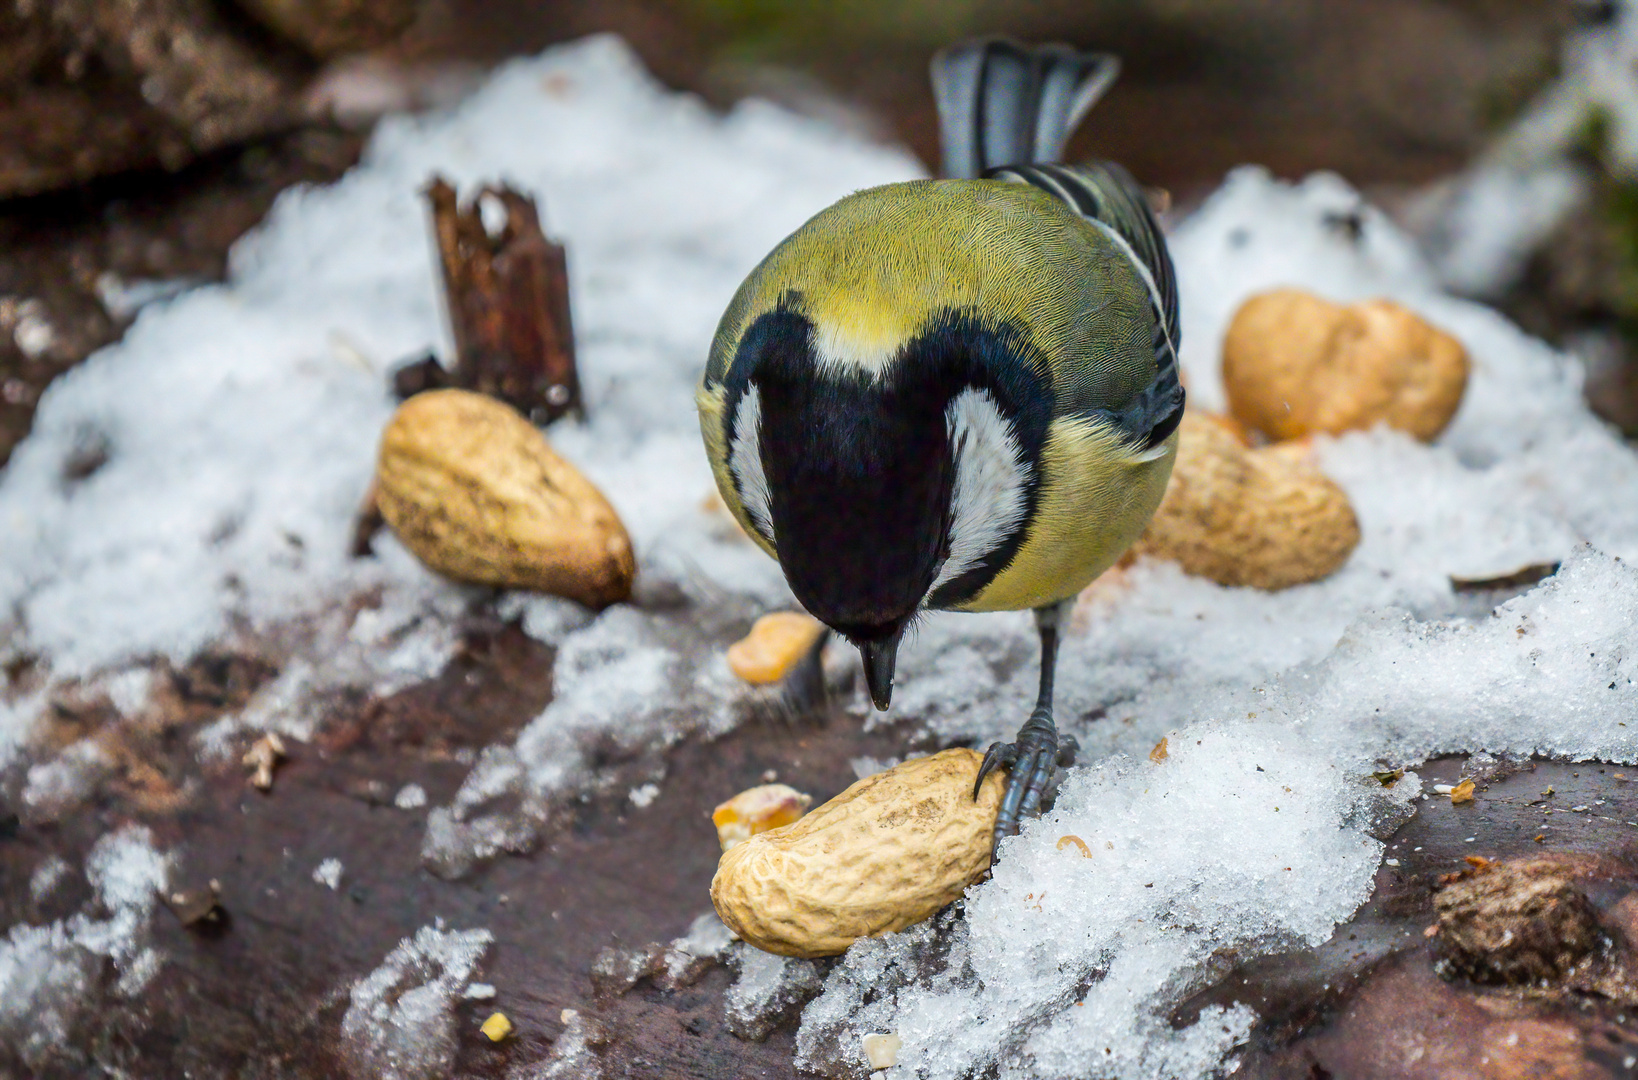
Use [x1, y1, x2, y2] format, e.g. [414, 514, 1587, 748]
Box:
[973, 599, 1079, 862]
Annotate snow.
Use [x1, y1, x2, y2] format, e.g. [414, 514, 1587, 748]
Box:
[340, 923, 493, 1080]
[724, 944, 825, 1041]
[0, 28, 1631, 1080]
[676, 911, 737, 961]
[0, 828, 173, 1069]
[534, 1008, 608, 1079]
[28, 856, 68, 902]
[21, 738, 115, 822]
[394, 782, 428, 809]
[313, 857, 344, 890]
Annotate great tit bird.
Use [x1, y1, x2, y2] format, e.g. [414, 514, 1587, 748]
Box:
[697, 39, 1183, 858]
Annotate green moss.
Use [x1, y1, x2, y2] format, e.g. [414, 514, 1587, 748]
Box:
[1567, 106, 1638, 329]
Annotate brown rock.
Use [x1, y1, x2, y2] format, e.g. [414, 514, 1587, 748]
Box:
[233, 0, 420, 59]
[1223, 289, 1469, 442]
[1128, 412, 1360, 589]
[0, 0, 305, 199]
[1434, 857, 1602, 987]
[375, 388, 634, 607]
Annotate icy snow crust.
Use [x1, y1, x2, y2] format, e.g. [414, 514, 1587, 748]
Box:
[0, 828, 173, 1069]
[340, 923, 493, 1080]
[0, 34, 1630, 1079]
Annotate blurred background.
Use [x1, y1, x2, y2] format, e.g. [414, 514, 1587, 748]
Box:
[1, 0, 1632, 467]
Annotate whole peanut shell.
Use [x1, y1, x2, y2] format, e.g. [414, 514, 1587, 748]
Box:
[711, 749, 1004, 958]
[1223, 289, 1469, 442]
[1129, 412, 1360, 589]
[376, 389, 634, 607]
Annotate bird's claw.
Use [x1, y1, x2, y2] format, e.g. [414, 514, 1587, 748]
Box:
[972, 739, 1019, 800]
[973, 708, 1067, 864]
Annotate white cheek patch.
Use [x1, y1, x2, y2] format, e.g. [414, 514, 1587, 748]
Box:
[929, 388, 1031, 596]
[728, 385, 775, 542]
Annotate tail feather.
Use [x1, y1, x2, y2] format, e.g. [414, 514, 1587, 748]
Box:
[931, 38, 1119, 179]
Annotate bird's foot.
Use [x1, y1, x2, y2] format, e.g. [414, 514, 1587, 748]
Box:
[973, 710, 1078, 863]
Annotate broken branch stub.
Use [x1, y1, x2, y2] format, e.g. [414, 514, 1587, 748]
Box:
[424, 177, 583, 423]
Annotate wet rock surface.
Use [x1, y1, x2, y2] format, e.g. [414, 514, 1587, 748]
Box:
[1192, 758, 1638, 1079]
[0, 614, 913, 1078]
[0, 0, 304, 200]
[7, 606, 1638, 1080]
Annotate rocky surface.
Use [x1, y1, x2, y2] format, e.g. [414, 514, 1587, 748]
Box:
[1191, 757, 1638, 1079]
[8, 601, 1638, 1079]
[0, 612, 911, 1077]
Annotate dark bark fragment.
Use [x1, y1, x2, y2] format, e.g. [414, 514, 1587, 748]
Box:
[423, 176, 583, 424]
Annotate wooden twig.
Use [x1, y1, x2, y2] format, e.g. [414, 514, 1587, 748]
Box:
[423, 176, 583, 423]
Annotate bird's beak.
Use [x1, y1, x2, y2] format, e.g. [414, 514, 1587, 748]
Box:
[859, 631, 901, 712]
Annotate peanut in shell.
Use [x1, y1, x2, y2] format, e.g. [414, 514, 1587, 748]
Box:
[1223, 289, 1469, 443]
[1128, 412, 1360, 589]
[376, 389, 634, 607]
[711, 748, 1003, 958]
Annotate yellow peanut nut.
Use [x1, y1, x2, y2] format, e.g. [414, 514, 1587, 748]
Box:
[1128, 412, 1360, 589]
[726, 611, 826, 684]
[710, 749, 1004, 958]
[375, 389, 634, 608]
[479, 1012, 512, 1042]
[1223, 289, 1469, 443]
[712, 783, 813, 851]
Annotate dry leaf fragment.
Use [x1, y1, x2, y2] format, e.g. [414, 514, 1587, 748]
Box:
[1056, 835, 1093, 858]
[1450, 779, 1476, 804]
[165, 878, 226, 930]
[1149, 737, 1169, 763]
[242, 733, 286, 791]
